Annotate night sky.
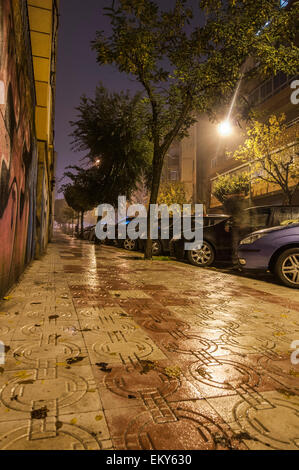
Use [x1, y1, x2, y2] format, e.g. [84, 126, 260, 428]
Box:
[54, 0, 199, 192]
[54, 0, 137, 189]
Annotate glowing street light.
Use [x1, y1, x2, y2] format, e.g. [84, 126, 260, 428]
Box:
[218, 120, 233, 137]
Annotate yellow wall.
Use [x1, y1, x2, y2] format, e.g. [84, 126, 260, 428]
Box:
[27, 0, 53, 143]
[27, 0, 59, 254]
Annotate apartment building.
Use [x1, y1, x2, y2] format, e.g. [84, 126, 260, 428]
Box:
[0, 0, 59, 296]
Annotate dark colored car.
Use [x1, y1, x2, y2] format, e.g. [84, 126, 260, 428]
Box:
[238, 223, 299, 288]
[82, 225, 96, 241]
[170, 205, 299, 268]
[94, 216, 133, 247]
[117, 217, 146, 251]
[119, 217, 174, 254]
[138, 217, 175, 255]
[170, 215, 231, 266]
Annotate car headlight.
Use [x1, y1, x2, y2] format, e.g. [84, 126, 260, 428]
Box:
[240, 233, 265, 245]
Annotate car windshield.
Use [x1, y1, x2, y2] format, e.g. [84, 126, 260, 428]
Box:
[246, 208, 271, 230]
[274, 207, 299, 226]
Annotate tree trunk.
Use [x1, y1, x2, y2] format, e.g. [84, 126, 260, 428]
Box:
[80, 211, 84, 238]
[282, 190, 293, 206]
[144, 151, 165, 260]
[76, 212, 80, 235]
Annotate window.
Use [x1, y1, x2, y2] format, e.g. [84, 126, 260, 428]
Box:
[261, 79, 273, 100]
[247, 208, 271, 230]
[273, 207, 299, 226]
[274, 71, 287, 90]
[249, 73, 298, 105]
[211, 157, 217, 169]
[169, 170, 178, 181]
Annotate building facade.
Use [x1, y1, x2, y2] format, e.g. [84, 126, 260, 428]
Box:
[27, 0, 59, 255]
[0, 0, 59, 296]
[207, 73, 299, 212]
[170, 73, 299, 213]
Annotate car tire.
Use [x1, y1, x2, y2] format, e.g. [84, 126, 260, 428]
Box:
[187, 241, 215, 267]
[123, 238, 137, 251]
[274, 248, 299, 288]
[152, 240, 163, 256]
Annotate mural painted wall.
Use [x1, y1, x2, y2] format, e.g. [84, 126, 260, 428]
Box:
[0, 0, 38, 296]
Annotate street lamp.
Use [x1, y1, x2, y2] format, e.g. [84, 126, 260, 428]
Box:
[218, 120, 233, 137]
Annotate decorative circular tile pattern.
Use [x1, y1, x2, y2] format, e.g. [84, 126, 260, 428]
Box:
[123, 408, 238, 450]
[161, 335, 217, 355]
[82, 319, 136, 335]
[0, 325, 10, 336]
[189, 359, 259, 390]
[219, 333, 276, 353]
[12, 341, 81, 366]
[92, 339, 154, 362]
[104, 364, 179, 399]
[0, 424, 100, 450]
[141, 318, 189, 333]
[234, 396, 299, 450]
[0, 371, 89, 413]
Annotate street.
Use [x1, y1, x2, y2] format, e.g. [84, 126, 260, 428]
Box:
[0, 231, 298, 450]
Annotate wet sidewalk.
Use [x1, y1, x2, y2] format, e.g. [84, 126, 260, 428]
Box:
[0, 231, 298, 450]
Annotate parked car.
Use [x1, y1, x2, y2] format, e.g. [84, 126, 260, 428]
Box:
[82, 225, 96, 240]
[138, 217, 175, 256]
[170, 214, 231, 266]
[94, 216, 131, 246]
[116, 217, 144, 251]
[119, 217, 172, 254]
[238, 223, 299, 288]
[170, 205, 299, 268]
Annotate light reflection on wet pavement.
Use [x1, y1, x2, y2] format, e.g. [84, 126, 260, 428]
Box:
[0, 231, 298, 450]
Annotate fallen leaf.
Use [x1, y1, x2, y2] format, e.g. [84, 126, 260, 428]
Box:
[289, 368, 299, 377]
[66, 356, 85, 365]
[95, 415, 103, 421]
[95, 362, 112, 372]
[70, 418, 77, 425]
[31, 407, 48, 420]
[164, 365, 181, 378]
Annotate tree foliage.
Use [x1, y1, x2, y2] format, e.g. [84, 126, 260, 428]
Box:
[212, 172, 251, 204]
[70, 85, 153, 205]
[92, 0, 299, 257]
[232, 114, 299, 205]
[157, 181, 190, 207]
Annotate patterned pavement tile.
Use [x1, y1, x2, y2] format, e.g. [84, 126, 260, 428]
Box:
[0, 231, 298, 449]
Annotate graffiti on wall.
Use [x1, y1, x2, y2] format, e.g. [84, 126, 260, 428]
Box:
[0, 0, 37, 295]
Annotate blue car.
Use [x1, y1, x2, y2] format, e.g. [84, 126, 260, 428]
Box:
[238, 223, 299, 288]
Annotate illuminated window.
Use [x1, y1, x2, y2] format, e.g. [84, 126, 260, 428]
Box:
[280, 0, 289, 8]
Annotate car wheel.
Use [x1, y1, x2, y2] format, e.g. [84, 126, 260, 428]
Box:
[275, 248, 299, 288]
[123, 238, 137, 251]
[187, 241, 215, 267]
[152, 240, 163, 256]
